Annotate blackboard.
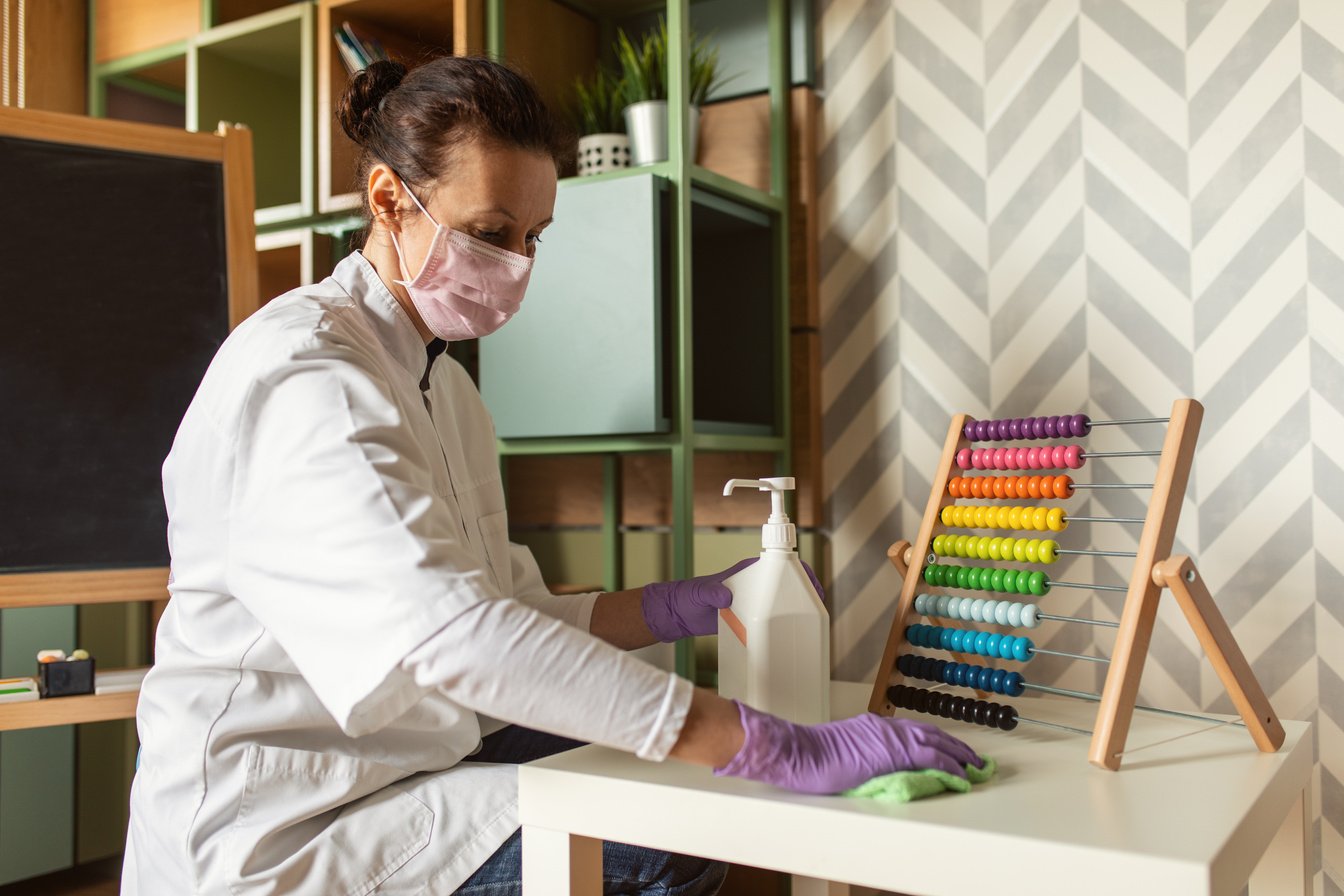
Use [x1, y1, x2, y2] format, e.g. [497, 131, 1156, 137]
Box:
[0, 135, 230, 571]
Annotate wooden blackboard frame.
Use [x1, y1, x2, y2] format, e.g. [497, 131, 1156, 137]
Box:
[0, 107, 256, 618]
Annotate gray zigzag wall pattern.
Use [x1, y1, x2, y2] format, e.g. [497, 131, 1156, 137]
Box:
[815, 0, 1343, 890]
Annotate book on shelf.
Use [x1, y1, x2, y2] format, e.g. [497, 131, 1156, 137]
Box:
[335, 21, 392, 75]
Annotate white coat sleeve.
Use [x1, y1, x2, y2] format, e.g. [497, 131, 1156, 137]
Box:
[228, 339, 688, 751]
[507, 542, 598, 631]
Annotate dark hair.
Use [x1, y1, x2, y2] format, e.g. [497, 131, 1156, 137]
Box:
[336, 56, 573, 226]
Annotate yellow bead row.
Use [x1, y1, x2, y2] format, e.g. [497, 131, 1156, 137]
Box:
[939, 504, 1068, 532]
[930, 534, 1059, 563]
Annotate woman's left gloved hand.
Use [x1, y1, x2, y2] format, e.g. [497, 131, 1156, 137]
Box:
[640, 559, 825, 642]
[641, 559, 756, 642]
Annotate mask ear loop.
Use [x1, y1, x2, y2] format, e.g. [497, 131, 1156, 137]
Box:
[389, 178, 439, 285]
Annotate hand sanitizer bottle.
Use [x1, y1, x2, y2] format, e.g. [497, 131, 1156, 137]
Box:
[716, 477, 830, 725]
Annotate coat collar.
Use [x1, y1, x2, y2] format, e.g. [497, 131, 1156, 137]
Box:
[333, 251, 430, 382]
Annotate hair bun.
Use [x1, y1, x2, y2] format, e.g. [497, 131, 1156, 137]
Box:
[336, 60, 409, 145]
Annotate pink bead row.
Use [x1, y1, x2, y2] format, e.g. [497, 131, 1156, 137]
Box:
[955, 444, 1085, 471]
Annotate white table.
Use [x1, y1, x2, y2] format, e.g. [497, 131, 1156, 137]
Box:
[519, 682, 1313, 895]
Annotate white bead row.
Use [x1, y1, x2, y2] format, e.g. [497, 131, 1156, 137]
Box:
[913, 593, 1041, 628]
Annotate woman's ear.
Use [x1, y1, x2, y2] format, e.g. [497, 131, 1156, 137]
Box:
[367, 164, 403, 233]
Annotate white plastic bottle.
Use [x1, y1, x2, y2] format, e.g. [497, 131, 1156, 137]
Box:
[716, 477, 830, 725]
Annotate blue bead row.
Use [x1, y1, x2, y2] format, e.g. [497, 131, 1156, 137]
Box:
[905, 623, 1034, 662]
[897, 653, 1028, 697]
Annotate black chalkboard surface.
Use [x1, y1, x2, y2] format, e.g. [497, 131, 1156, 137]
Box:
[0, 135, 230, 571]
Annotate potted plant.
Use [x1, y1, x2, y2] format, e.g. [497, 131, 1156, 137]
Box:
[570, 66, 630, 176]
[616, 19, 724, 166]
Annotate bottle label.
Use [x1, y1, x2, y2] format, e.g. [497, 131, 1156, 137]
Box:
[719, 607, 748, 646]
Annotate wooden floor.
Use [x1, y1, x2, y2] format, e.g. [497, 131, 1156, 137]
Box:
[0, 858, 120, 896]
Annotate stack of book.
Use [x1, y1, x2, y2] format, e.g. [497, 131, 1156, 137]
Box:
[334, 21, 391, 74]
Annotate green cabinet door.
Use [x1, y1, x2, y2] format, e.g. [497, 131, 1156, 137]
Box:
[480, 173, 667, 438]
[0, 606, 75, 884]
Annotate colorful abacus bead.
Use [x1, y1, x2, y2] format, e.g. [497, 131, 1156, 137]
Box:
[963, 413, 1096, 442]
[886, 684, 1019, 731]
[897, 655, 1028, 697]
[929, 535, 1060, 564]
[938, 504, 1069, 533]
[955, 444, 1087, 471]
[905, 623, 1034, 661]
[913, 594, 1043, 627]
[921, 564, 1050, 595]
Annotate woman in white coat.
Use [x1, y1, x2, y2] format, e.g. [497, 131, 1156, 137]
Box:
[123, 57, 981, 895]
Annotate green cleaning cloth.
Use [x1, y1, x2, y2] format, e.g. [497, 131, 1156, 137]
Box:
[843, 756, 996, 803]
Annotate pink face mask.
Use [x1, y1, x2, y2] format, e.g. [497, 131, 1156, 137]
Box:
[390, 182, 534, 341]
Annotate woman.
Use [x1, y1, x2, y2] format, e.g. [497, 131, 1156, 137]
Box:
[123, 57, 980, 895]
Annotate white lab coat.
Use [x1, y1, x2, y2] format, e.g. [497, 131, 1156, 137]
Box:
[123, 253, 692, 895]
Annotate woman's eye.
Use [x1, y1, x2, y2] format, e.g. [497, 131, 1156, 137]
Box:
[477, 230, 503, 242]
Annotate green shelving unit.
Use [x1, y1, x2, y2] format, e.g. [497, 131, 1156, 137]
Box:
[485, 0, 794, 682]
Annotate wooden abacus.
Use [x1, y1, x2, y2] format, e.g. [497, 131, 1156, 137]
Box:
[868, 398, 1285, 770]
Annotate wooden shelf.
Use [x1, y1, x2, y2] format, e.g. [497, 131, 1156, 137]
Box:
[94, 0, 199, 66]
[0, 568, 168, 609]
[0, 689, 139, 733]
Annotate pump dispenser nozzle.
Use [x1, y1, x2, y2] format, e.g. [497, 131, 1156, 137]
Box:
[724, 477, 796, 551]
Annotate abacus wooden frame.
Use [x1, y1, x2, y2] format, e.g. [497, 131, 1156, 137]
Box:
[867, 398, 1286, 771]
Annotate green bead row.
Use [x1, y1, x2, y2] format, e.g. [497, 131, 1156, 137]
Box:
[922, 563, 1050, 596]
[931, 535, 1059, 564]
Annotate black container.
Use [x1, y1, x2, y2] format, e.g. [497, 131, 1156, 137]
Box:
[37, 658, 95, 698]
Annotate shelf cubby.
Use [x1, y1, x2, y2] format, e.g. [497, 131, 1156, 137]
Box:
[317, 0, 464, 212]
[191, 3, 314, 226]
[94, 0, 199, 67]
[213, 0, 302, 27]
[95, 50, 188, 126]
[255, 227, 336, 303]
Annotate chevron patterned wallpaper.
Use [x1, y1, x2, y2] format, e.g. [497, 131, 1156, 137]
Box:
[815, 0, 1343, 890]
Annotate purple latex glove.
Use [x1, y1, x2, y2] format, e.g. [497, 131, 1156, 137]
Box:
[641, 559, 827, 643]
[714, 700, 983, 794]
[640, 558, 756, 642]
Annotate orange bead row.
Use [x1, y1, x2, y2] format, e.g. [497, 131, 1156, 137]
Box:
[946, 474, 1075, 500]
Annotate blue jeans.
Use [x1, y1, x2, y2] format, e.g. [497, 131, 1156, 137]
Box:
[455, 726, 727, 895]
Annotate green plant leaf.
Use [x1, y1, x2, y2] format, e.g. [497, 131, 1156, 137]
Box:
[613, 17, 727, 109]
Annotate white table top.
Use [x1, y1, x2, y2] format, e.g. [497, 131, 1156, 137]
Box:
[519, 682, 1312, 895]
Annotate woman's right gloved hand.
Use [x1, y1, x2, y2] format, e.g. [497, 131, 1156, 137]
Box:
[713, 700, 983, 794]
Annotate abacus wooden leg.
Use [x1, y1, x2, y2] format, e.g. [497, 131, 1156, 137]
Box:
[1153, 555, 1285, 752]
[1248, 787, 1310, 894]
[522, 826, 602, 896]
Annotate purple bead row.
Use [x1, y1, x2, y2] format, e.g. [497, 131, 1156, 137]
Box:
[963, 414, 1092, 442]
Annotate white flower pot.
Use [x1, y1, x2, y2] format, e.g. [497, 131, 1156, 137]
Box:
[576, 133, 631, 176]
[623, 100, 700, 166]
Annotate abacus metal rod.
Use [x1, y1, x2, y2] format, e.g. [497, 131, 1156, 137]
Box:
[1088, 416, 1169, 427]
[1048, 579, 1128, 593]
[1017, 717, 1093, 736]
[1037, 611, 1118, 628]
[1029, 646, 1109, 664]
[1064, 515, 1146, 524]
[1069, 482, 1153, 489]
[1024, 682, 1245, 728]
[1056, 548, 1138, 558]
[887, 685, 1094, 736]
[1080, 449, 1162, 458]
